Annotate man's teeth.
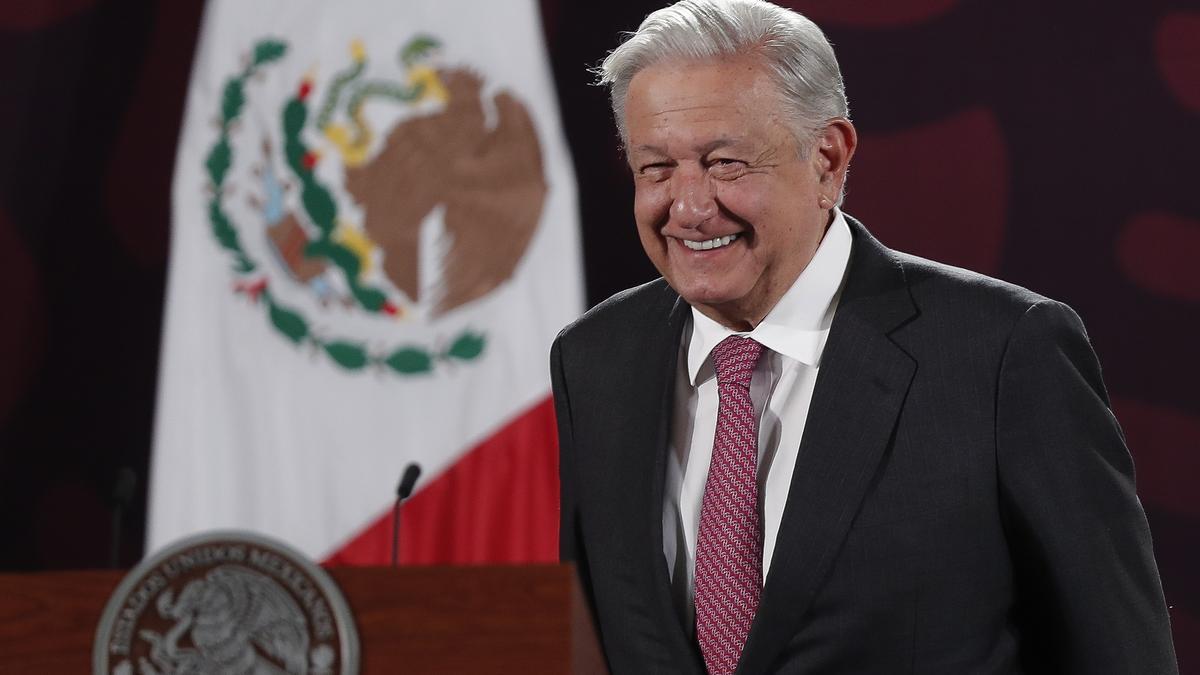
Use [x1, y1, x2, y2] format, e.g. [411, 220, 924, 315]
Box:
[682, 234, 738, 251]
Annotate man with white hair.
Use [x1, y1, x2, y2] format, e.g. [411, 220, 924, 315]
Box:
[551, 0, 1177, 673]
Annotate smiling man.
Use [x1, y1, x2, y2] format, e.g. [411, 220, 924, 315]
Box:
[550, 1, 1177, 673]
[624, 55, 849, 332]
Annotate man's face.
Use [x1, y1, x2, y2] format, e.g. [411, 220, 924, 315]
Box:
[624, 56, 840, 330]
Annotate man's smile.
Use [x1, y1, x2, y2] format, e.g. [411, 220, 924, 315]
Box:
[679, 233, 740, 251]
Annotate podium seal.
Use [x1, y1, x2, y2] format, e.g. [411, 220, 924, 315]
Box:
[93, 531, 359, 675]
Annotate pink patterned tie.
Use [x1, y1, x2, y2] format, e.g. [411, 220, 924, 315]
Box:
[695, 336, 764, 675]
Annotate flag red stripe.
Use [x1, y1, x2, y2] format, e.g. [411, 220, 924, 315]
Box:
[324, 396, 559, 565]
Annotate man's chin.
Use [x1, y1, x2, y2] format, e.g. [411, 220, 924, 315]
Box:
[671, 282, 736, 309]
[671, 286, 750, 321]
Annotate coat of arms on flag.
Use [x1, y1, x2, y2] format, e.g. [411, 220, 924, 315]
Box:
[150, 0, 582, 564]
[206, 35, 548, 375]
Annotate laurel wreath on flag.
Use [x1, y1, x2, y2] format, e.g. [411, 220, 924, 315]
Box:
[203, 38, 486, 375]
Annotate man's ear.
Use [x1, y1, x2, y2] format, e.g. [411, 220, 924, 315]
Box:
[816, 118, 857, 196]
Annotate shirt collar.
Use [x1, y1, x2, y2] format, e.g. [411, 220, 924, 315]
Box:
[685, 209, 852, 385]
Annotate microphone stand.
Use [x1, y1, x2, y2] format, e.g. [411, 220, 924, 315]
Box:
[391, 463, 422, 567]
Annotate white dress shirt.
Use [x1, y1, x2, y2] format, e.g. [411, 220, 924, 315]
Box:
[662, 210, 853, 626]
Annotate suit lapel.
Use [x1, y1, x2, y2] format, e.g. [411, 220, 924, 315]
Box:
[603, 284, 703, 672]
[738, 219, 918, 673]
[649, 294, 707, 671]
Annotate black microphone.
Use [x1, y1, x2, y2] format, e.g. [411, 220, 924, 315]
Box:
[109, 467, 137, 569]
[391, 463, 422, 567]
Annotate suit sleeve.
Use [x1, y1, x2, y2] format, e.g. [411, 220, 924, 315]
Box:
[551, 333, 580, 562]
[550, 333, 600, 623]
[996, 300, 1177, 674]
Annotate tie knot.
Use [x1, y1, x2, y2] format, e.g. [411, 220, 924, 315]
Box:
[711, 336, 762, 388]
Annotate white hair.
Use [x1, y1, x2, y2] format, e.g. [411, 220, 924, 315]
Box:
[596, 0, 849, 150]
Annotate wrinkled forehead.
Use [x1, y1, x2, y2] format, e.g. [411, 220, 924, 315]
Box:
[626, 53, 781, 102]
[624, 57, 791, 149]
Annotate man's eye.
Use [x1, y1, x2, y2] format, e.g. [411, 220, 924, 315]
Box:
[709, 158, 747, 177]
[637, 163, 673, 181]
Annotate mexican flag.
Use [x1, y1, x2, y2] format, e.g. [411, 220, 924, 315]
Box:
[148, 0, 582, 564]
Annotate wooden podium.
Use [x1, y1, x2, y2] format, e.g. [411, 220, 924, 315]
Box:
[0, 564, 607, 674]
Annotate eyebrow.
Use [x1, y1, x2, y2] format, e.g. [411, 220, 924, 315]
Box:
[696, 138, 741, 154]
[632, 138, 743, 156]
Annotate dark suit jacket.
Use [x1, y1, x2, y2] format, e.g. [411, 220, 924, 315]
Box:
[551, 216, 1177, 674]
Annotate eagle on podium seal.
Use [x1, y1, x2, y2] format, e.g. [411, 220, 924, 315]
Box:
[93, 532, 359, 675]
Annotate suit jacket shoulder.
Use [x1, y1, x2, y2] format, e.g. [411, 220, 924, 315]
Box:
[555, 277, 679, 351]
[894, 248, 1051, 333]
[876, 244, 1086, 380]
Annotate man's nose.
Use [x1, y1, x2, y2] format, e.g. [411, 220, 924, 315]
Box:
[670, 167, 717, 229]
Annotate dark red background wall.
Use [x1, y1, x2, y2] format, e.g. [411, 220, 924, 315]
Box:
[1, 0, 1197, 669]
